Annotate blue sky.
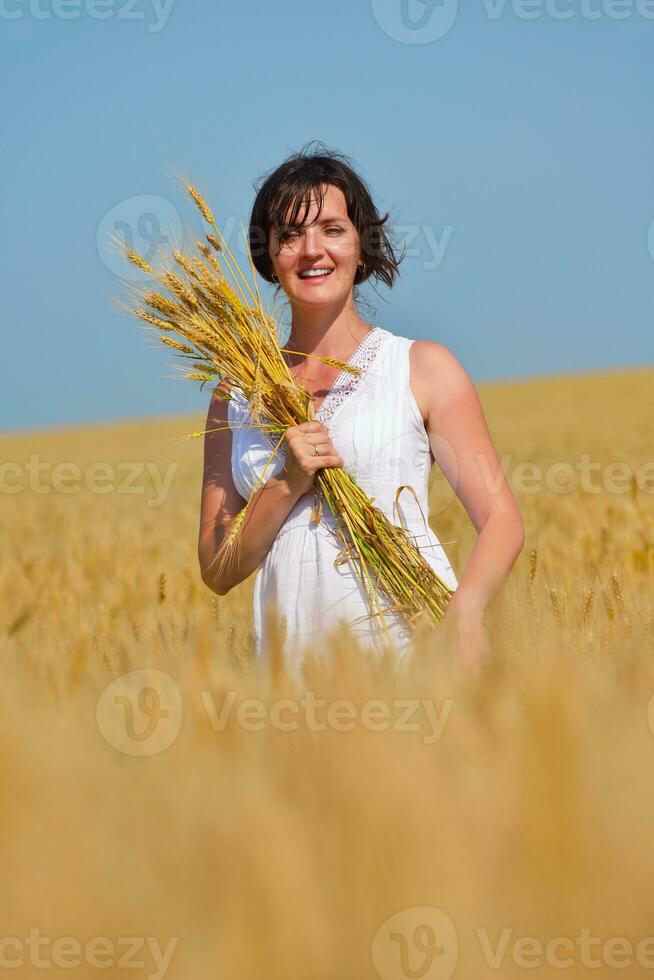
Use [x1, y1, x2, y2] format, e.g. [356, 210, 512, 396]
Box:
[2, 0, 652, 433]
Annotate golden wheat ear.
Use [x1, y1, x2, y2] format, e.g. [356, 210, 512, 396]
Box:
[203, 509, 248, 588]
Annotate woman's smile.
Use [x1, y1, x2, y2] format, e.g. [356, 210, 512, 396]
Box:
[297, 267, 335, 283]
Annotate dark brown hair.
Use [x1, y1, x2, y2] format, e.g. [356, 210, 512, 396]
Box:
[248, 140, 403, 290]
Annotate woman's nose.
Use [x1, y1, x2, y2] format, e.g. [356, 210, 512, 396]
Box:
[301, 227, 323, 257]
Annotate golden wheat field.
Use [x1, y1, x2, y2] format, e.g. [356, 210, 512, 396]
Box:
[1, 365, 653, 980]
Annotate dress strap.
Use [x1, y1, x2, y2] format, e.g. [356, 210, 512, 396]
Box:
[316, 327, 391, 427]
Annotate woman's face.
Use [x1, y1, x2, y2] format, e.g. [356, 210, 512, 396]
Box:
[268, 184, 361, 307]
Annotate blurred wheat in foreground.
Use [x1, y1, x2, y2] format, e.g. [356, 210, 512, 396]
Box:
[1, 368, 653, 979]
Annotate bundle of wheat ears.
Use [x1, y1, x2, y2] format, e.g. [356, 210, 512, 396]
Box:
[115, 174, 455, 646]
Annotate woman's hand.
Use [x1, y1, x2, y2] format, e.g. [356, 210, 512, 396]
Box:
[439, 593, 491, 674]
[282, 420, 344, 497]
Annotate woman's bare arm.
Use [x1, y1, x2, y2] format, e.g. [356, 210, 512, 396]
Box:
[198, 384, 343, 596]
[198, 385, 302, 595]
[410, 341, 525, 617]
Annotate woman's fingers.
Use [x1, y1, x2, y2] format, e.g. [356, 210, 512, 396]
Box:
[291, 422, 343, 467]
[314, 452, 344, 468]
[309, 431, 343, 468]
[282, 421, 344, 495]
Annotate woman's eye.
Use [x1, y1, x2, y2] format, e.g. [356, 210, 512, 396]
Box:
[279, 226, 343, 241]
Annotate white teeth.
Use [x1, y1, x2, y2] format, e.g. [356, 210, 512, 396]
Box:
[300, 268, 332, 278]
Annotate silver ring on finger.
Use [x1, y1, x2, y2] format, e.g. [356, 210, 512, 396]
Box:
[313, 442, 321, 456]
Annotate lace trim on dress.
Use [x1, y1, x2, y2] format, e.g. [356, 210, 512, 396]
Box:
[315, 327, 388, 426]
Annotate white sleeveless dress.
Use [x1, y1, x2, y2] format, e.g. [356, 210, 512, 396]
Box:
[228, 327, 458, 669]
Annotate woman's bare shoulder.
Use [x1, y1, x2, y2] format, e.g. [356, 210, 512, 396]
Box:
[409, 339, 477, 424]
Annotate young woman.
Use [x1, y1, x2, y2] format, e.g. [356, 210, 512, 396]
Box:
[198, 143, 525, 671]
